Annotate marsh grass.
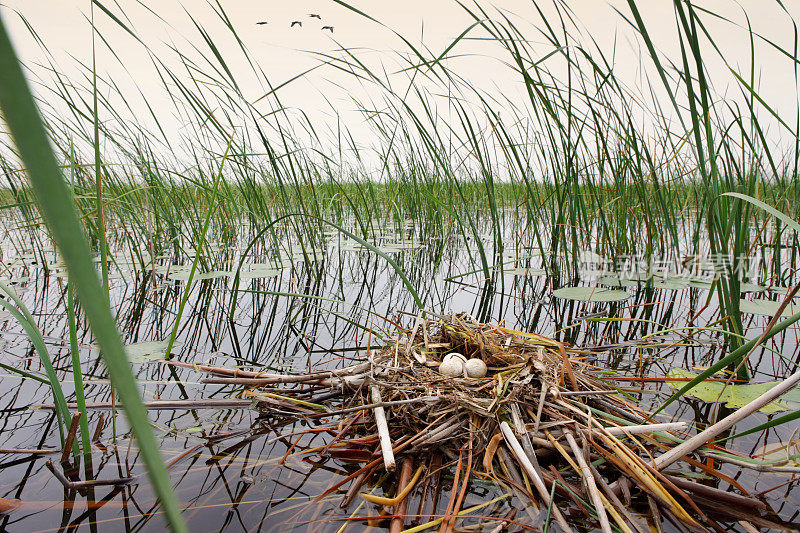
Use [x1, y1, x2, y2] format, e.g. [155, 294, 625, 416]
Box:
[0, 0, 800, 530]
[0, 14, 186, 532]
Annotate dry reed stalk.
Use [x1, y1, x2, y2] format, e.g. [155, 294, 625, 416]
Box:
[500, 422, 573, 533]
[601, 422, 687, 436]
[390, 457, 414, 533]
[0, 448, 59, 455]
[589, 463, 649, 533]
[565, 432, 612, 533]
[340, 463, 374, 508]
[371, 385, 396, 472]
[60, 412, 82, 464]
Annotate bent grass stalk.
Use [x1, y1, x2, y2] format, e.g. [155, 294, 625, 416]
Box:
[67, 139, 92, 469]
[0, 14, 186, 533]
[67, 282, 92, 472]
[0, 282, 71, 442]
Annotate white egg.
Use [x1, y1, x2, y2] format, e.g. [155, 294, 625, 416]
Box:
[465, 358, 487, 378]
[439, 353, 467, 377]
[443, 352, 467, 364]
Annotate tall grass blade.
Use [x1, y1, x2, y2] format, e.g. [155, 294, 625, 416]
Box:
[0, 14, 186, 532]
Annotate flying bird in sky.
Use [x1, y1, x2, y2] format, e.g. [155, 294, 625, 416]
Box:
[322, 26, 334, 32]
[256, 21, 268, 25]
[291, 21, 302, 27]
[308, 14, 322, 19]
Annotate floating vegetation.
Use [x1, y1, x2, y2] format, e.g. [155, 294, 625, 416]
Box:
[741, 283, 767, 294]
[235, 264, 281, 279]
[125, 340, 183, 363]
[598, 275, 689, 290]
[553, 286, 630, 302]
[688, 278, 716, 289]
[667, 368, 800, 413]
[740, 298, 798, 317]
[504, 266, 546, 277]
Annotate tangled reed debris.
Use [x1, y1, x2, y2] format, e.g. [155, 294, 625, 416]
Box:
[168, 312, 798, 532]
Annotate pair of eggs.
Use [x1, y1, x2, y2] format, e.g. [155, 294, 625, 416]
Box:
[438, 353, 487, 378]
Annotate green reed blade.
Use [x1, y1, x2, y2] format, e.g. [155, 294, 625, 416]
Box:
[0, 14, 186, 533]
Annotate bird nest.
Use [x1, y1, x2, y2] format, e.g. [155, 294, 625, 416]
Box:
[171, 312, 794, 531]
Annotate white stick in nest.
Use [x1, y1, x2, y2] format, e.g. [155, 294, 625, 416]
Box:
[500, 422, 573, 533]
[565, 433, 612, 533]
[371, 385, 396, 472]
[602, 422, 687, 436]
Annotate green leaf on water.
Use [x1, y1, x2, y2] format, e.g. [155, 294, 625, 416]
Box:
[125, 340, 183, 363]
[237, 264, 280, 279]
[168, 269, 230, 281]
[597, 276, 689, 291]
[752, 441, 800, 465]
[740, 298, 798, 317]
[770, 286, 799, 296]
[740, 283, 766, 293]
[688, 277, 714, 289]
[553, 286, 629, 302]
[380, 242, 424, 252]
[598, 275, 626, 288]
[196, 271, 231, 280]
[666, 368, 800, 413]
[505, 267, 546, 277]
[652, 279, 689, 290]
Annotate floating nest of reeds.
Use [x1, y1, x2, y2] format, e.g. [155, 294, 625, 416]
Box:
[166, 312, 798, 532]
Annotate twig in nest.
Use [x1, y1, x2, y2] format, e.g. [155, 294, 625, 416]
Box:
[371, 385, 396, 472]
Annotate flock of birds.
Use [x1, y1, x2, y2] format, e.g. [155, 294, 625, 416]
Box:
[256, 13, 333, 32]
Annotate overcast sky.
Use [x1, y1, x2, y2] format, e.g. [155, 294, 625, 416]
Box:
[2, 1, 798, 167]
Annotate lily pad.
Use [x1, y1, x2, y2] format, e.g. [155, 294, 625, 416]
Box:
[753, 441, 800, 465]
[577, 250, 606, 264]
[107, 271, 134, 281]
[505, 267, 546, 277]
[740, 298, 798, 317]
[651, 279, 690, 290]
[236, 265, 281, 279]
[168, 269, 229, 281]
[741, 283, 766, 293]
[770, 286, 800, 297]
[688, 277, 715, 289]
[553, 286, 629, 302]
[599, 275, 688, 290]
[598, 275, 626, 288]
[666, 368, 800, 413]
[196, 271, 231, 280]
[125, 340, 182, 363]
[380, 242, 424, 252]
[340, 242, 421, 253]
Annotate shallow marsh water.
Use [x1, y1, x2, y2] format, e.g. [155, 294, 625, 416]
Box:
[1, 224, 799, 532]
